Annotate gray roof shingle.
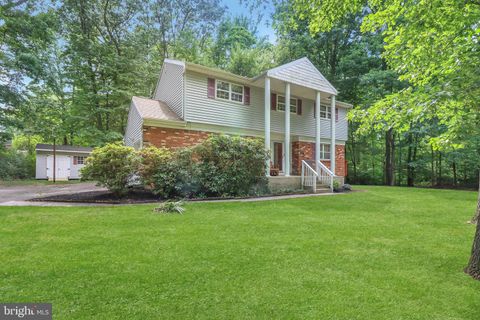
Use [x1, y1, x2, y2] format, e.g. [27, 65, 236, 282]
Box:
[36, 144, 93, 153]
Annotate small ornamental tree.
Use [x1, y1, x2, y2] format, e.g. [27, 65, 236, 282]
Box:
[81, 143, 138, 197]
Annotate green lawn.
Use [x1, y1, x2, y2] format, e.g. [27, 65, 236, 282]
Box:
[1, 187, 479, 319]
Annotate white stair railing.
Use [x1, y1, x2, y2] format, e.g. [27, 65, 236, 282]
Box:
[316, 160, 335, 192]
[301, 160, 318, 193]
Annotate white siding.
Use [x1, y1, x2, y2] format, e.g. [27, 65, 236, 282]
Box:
[267, 58, 337, 95]
[124, 102, 143, 149]
[184, 71, 348, 141]
[35, 154, 47, 179]
[36, 152, 88, 179]
[70, 156, 86, 179]
[154, 60, 185, 118]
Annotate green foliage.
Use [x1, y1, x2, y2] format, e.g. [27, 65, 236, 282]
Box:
[193, 135, 269, 197]
[332, 180, 341, 192]
[80, 143, 138, 197]
[0, 149, 35, 180]
[149, 135, 269, 198]
[137, 146, 173, 189]
[11, 134, 43, 154]
[153, 200, 185, 214]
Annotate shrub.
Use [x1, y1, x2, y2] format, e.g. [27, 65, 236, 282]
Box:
[193, 135, 269, 197]
[81, 143, 138, 197]
[149, 135, 269, 198]
[0, 150, 35, 180]
[137, 146, 173, 188]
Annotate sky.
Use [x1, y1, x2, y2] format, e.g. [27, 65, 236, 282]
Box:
[220, 0, 277, 43]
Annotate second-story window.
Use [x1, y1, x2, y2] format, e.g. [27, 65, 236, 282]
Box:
[277, 95, 298, 113]
[216, 80, 244, 103]
[320, 105, 331, 119]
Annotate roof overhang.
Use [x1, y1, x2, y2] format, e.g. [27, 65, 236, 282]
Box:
[36, 149, 92, 154]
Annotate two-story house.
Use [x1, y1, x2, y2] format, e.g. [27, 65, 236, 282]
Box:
[124, 57, 351, 189]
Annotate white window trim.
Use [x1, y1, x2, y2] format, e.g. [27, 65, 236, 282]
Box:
[320, 104, 332, 119]
[215, 79, 244, 104]
[276, 95, 298, 114]
[319, 144, 331, 160]
[75, 156, 85, 165]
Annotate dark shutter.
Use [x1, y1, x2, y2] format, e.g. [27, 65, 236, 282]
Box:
[207, 78, 215, 98]
[244, 86, 250, 105]
[297, 99, 302, 115]
[336, 108, 339, 122]
[271, 93, 277, 111]
[313, 102, 316, 118]
[73, 156, 77, 165]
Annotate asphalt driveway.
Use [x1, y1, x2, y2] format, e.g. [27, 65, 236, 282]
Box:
[0, 182, 106, 206]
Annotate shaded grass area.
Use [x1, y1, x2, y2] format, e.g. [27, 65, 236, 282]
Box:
[0, 186, 479, 319]
[0, 179, 83, 186]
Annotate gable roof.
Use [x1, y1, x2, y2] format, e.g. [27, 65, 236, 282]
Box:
[36, 144, 93, 153]
[132, 96, 183, 122]
[263, 57, 338, 95]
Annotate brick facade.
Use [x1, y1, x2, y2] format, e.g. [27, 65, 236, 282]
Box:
[143, 126, 347, 177]
[143, 126, 210, 149]
[292, 141, 346, 177]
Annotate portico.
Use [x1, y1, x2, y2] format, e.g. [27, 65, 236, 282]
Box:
[252, 57, 340, 178]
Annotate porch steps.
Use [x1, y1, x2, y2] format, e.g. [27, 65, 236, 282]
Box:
[314, 184, 331, 194]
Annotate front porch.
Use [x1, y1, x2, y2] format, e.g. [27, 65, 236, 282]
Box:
[251, 58, 340, 179]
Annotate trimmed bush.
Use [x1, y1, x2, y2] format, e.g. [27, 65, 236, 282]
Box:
[81, 143, 138, 197]
[193, 135, 269, 197]
[137, 146, 173, 189]
[149, 135, 269, 198]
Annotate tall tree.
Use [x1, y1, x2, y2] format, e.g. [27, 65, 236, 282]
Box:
[290, 0, 480, 278]
[0, 0, 57, 139]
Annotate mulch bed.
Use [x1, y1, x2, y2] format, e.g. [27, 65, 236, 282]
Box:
[30, 190, 161, 204]
[29, 189, 328, 204]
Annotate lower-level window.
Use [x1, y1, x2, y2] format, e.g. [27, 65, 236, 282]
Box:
[320, 144, 331, 160]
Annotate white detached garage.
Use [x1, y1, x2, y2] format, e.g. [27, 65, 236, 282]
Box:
[35, 144, 93, 180]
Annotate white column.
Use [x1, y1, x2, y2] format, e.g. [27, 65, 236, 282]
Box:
[284, 82, 291, 176]
[315, 91, 321, 174]
[264, 77, 271, 176]
[330, 95, 336, 175]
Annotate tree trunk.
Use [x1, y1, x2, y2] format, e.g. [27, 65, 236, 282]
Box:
[397, 134, 402, 185]
[470, 172, 480, 224]
[385, 129, 395, 186]
[452, 162, 457, 186]
[348, 121, 358, 184]
[465, 173, 480, 279]
[438, 152, 443, 186]
[431, 147, 436, 186]
[407, 132, 414, 187]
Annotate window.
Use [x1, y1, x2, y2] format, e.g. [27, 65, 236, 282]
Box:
[216, 80, 244, 103]
[320, 144, 331, 160]
[320, 105, 331, 119]
[277, 95, 298, 113]
[75, 156, 85, 165]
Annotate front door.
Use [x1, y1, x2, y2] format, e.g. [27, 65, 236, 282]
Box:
[273, 142, 283, 171]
